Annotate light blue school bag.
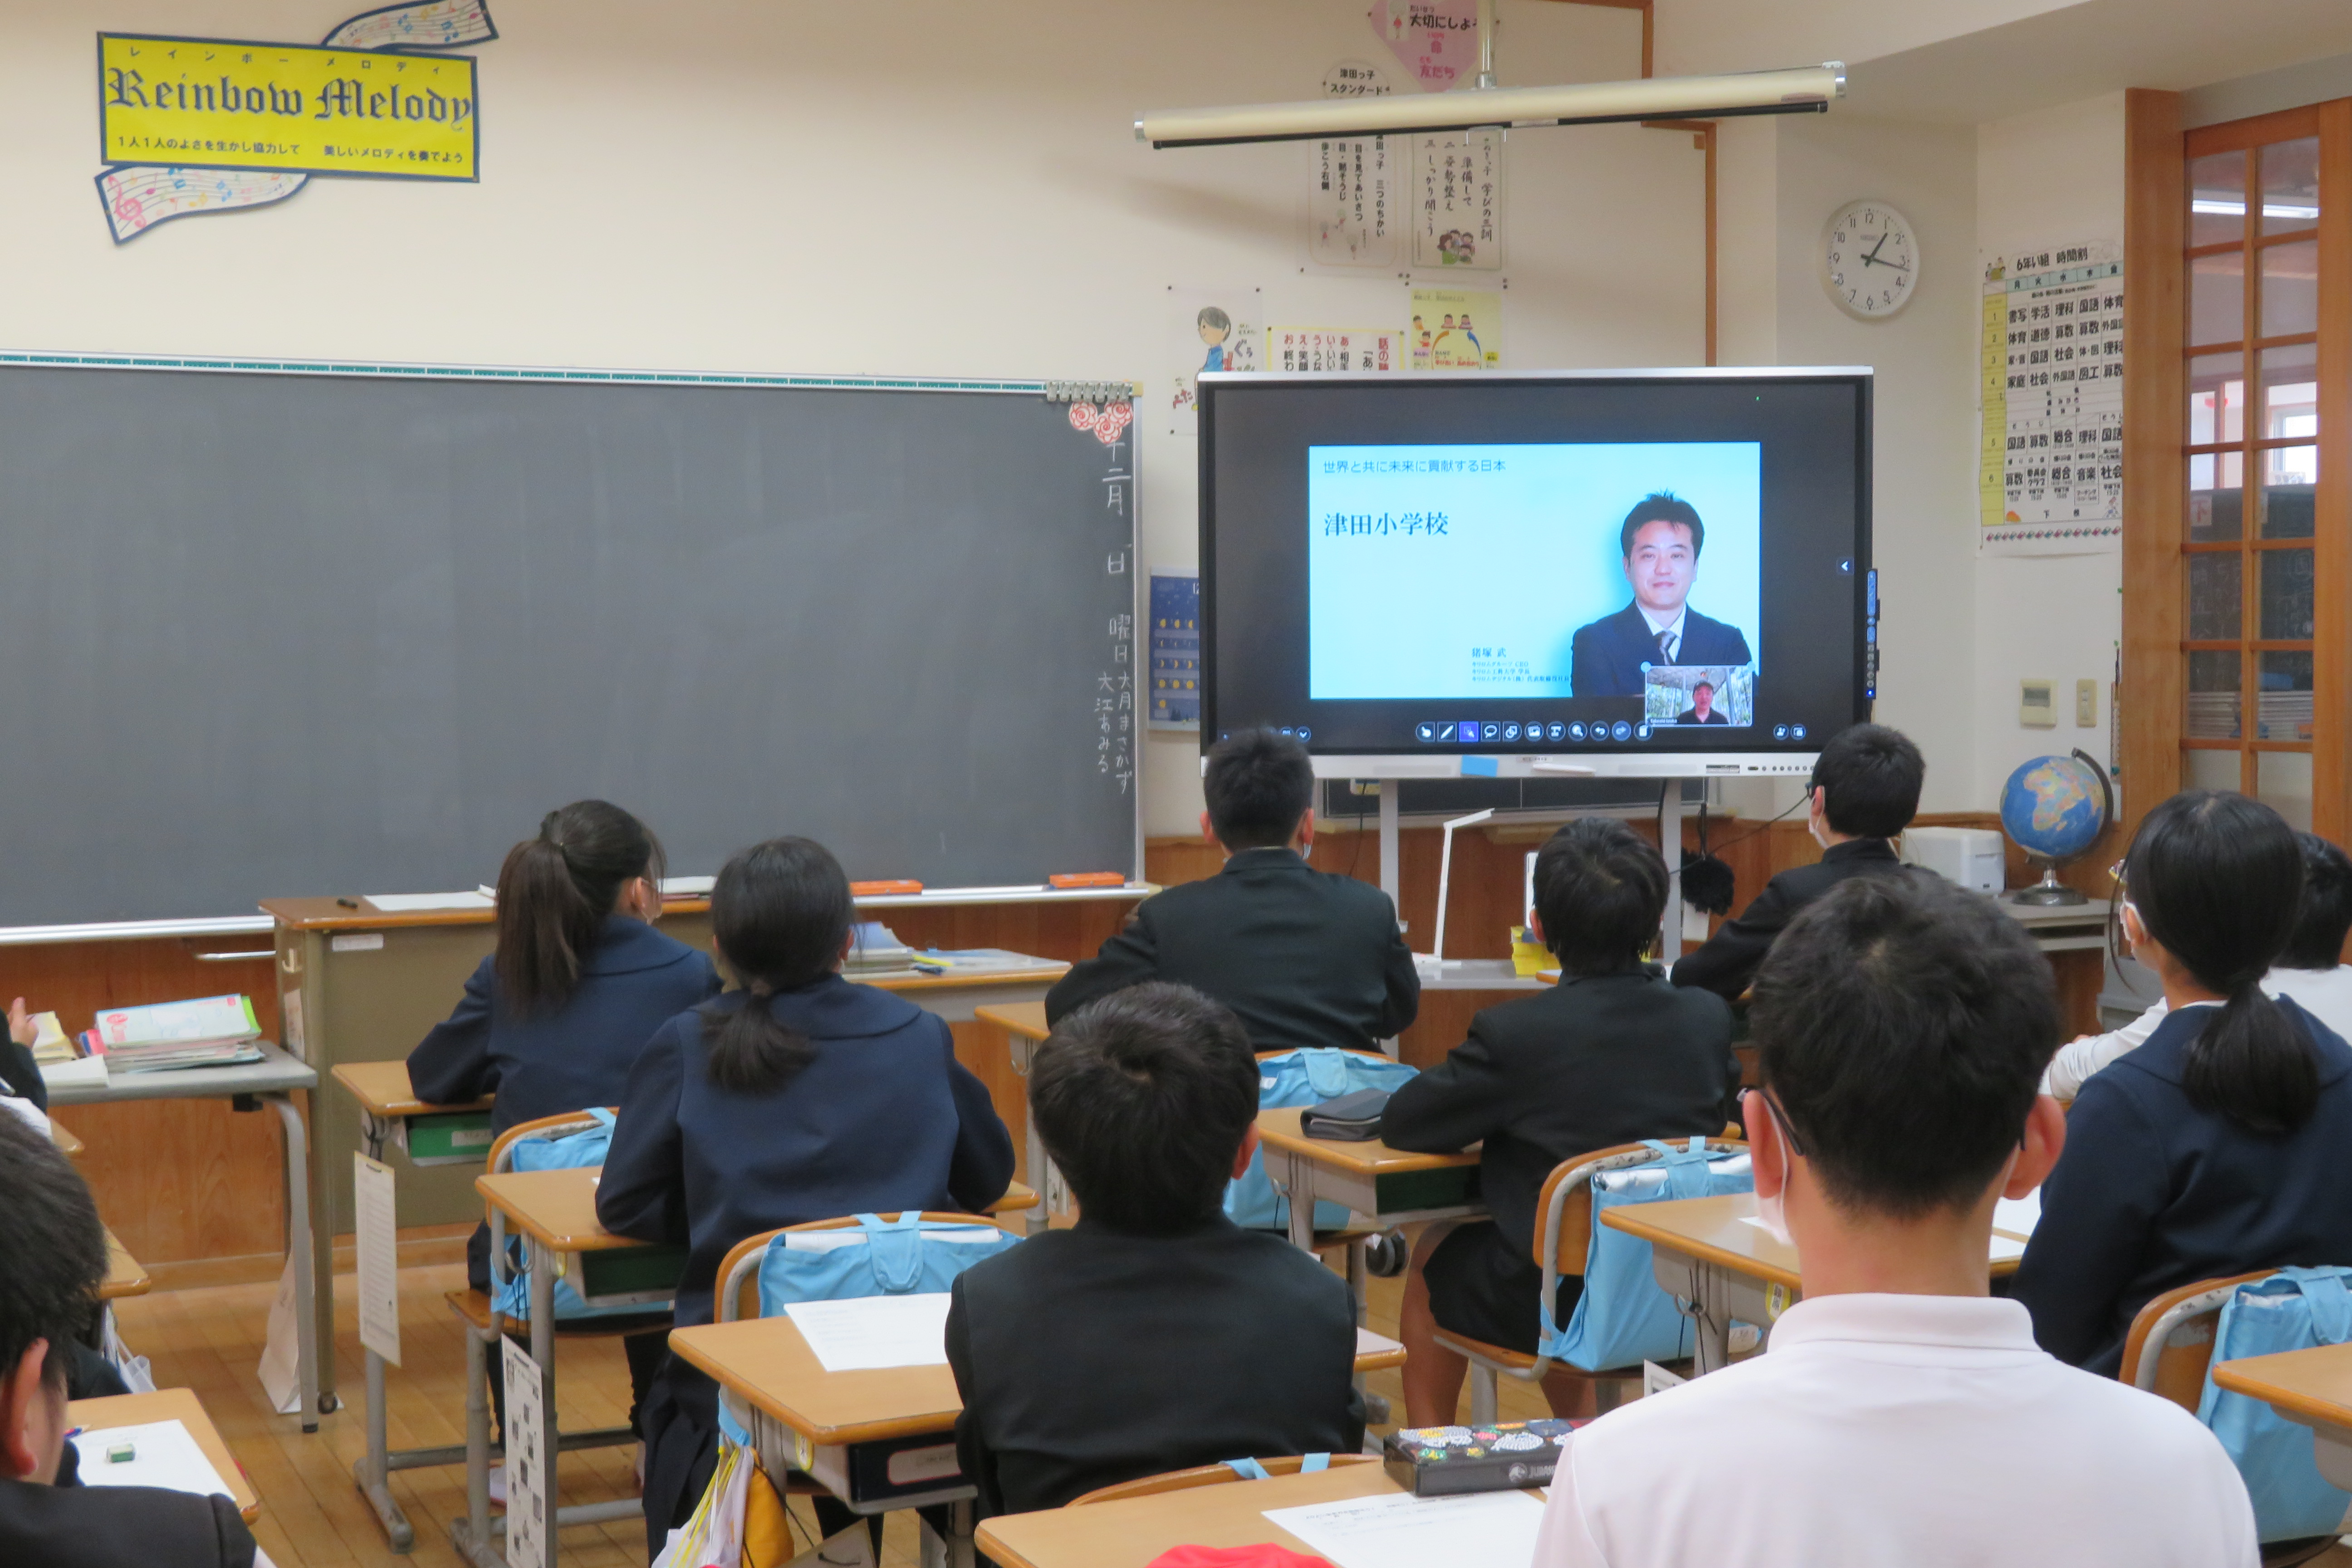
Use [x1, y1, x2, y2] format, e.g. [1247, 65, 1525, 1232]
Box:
[2195, 1266, 2352, 1542]
[713, 1214, 1022, 1446]
[1226, 1049, 1419, 1231]
[490, 1109, 651, 1323]
[1541, 1138, 1753, 1372]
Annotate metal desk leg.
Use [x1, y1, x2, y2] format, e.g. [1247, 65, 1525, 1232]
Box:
[1284, 1151, 1318, 1255]
[524, 1241, 559, 1568]
[1006, 1034, 1051, 1238]
[295, 1090, 338, 1419]
[1648, 1250, 1734, 1375]
[919, 1497, 976, 1568]
[453, 1309, 495, 1566]
[354, 1348, 413, 1551]
[262, 1093, 325, 1430]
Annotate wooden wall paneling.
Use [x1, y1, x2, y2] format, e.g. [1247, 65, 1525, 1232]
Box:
[2315, 98, 2352, 842]
[0, 937, 291, 1266]
[2121, 88, 2187, 840]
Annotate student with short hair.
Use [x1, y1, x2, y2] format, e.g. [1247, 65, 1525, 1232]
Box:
[599, 836, 1014, 1553]
[2015, 793, 2352, 1375]
[0, 1116, 276, 1568]
[2044, 830, 2352, 1099]
[1671, 722, 1924, 1000]
[1381, 818, 1738, 1425]
[947, 982, 1361, 1517]
[1045, 728, 1417, 1054]
[1533, 874, 2258, 1568]
[406, 800, 719, 1452]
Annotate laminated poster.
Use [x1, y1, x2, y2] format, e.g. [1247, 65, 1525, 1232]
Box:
[1979, 240, 2123, 554]
[1410, 289, 1499, 370]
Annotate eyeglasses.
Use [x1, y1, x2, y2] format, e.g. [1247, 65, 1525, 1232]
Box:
[1743, 1087, 1808, 1158]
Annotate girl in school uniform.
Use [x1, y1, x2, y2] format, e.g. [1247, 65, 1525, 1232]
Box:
[598, 836, 1015, 1553]
[2015, 790, 2352, 1375]
[406, 799, 719, 1449]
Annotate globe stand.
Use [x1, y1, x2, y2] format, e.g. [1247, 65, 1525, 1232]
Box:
[2006, 859, 2087, 906]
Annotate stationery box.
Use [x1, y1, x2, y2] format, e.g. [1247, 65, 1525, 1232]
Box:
[1383, 1419, 1586, 1496]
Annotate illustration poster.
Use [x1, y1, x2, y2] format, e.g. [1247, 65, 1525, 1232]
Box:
[1410, 131, 1504, 270]
[1368, 0, 1480, 88]
[1268, 327, 1401, 373]
[1166, 285, 1260, 437]
[1308, 136, 1397, 267]
[1410, 289, 1499, 369]
[1980, 240, 2124, 554]
[1149, 570, 1201, 729]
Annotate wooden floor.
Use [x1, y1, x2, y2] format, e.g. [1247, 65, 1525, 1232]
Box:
[111, 1242, 2352, 1568]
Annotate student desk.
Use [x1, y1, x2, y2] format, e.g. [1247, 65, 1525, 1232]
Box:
[973, 1002, 1057, 1234]
[1599, 1192, 2026, 1373]
[1254, 1108, 1484, 1260]
[49, 1117, 85, 1157]
[666, 1314, 1406, 1568]
[69, 1386, 260, 1524]
[267, 892, 1075, 1415]
[99, 1227, 151, 1301]
[977, 1459, 1455, 1568]
[333, 1058, 495, 1166]
[2211, 1342, 2352, 1490]
[48, 1046, 326, 1429]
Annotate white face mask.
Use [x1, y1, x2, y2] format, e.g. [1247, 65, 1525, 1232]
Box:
[1753, 1183, 1793, 1247]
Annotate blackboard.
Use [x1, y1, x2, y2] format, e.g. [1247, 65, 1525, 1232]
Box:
[0, 354, 1140, 926]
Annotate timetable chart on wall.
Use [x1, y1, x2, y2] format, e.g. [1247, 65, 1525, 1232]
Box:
[1980, 241, 2123, 554]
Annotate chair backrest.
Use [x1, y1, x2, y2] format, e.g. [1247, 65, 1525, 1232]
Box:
[2119, 1269, 2280, 1412]
[1534, 1137, 1749, 1278]
[1066, 1453, 1376, 1507]
[715, 1211, 1006, 1323]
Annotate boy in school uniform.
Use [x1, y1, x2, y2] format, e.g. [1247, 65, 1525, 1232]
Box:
[1382, 817, 1739, 1425]
[0, 1116, 274, 1568]
[946, 982, 1362, 1516]
[1533, 875, 2257, 1568]
[1045, 728, 1417, 1054]
[1670, 722, 1924, 1000]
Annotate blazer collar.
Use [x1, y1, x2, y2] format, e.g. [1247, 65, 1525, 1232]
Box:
[1220, 846, 1308, 874]
[1820, 838, 1900, 865]
[753, 971, 924, 1039]
[581, 915, 695, 976]
[2124, 993, 2350, 1088]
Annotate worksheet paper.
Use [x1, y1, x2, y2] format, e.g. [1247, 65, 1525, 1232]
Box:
[365, 891, 495, 912]
[70, 1420, 231, 1503]
[355, 1152, 401, 1366]
[1262, 1489, 1547, 1568]
[783, 1294, 953, 1372]
[502, 1337, 548, 1568]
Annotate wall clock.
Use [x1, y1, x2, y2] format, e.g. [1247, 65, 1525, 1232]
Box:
[1822, 199, 1918, 319]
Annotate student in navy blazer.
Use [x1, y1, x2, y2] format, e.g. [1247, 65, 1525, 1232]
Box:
[406, 801, 719, 1449]
[2014, 792, 2352, 1375]
[1568, 493, 1753, 698]
[598, 836, 1014, 1556]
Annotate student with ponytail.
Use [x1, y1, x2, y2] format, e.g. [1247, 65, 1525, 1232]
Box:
[2014, 789, 2352, 1375]
[406, 801, 719, 1460]
[597, 836, 1014, 1555]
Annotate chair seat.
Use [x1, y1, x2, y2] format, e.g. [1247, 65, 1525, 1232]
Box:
[1431, 1328, 1678, 1383]
[443, 1289, 668, 1339]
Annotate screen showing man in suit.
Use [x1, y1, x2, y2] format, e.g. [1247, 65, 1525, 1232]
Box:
[1305, 442, 1759, 702]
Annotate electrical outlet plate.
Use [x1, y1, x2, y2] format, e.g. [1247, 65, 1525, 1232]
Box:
[2076, 678, 2097, 727]
[2020, 679, 2056, 728]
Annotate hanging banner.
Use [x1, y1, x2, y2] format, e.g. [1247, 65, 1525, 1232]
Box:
[94, 0, 495, 243]
[1368, 0, 1480, 89]
[1980, 240, 2124, 554]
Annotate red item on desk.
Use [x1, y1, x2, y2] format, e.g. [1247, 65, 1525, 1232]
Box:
[1146, 1548, 1332, 1568]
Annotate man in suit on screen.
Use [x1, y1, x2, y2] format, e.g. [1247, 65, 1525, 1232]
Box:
[1570, 493, 1753, 698]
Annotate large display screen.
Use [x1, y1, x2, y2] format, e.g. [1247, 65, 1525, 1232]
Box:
[1200, 371, 1870, 760]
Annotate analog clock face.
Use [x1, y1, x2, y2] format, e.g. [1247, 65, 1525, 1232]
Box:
[1822, 201, 1917, 319]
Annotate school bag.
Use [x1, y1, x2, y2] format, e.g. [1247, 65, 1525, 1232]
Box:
[1541, 1139, 1753, 1372]
[712, 1214, 1023, 1447]
[2195, 1266, 2352, 1542]
[491, 1109, 651, 1323]
[1228, 1049, 1419, 1231]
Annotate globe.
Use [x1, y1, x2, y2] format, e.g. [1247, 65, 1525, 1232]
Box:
[1998, 750, 2112, 905]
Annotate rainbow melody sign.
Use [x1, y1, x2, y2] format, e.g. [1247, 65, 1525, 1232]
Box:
[94, 0, 495, 242]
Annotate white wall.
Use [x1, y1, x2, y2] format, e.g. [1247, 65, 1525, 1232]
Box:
[1657, 0, 2084, 76]
[1973, 94, 2127, 808]
[0, 0, 1714, 840]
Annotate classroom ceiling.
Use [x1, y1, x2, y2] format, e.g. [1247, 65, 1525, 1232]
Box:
[1841, 0, 2352, 122]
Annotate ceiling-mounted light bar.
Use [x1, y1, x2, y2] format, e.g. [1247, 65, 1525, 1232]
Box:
[1136, 62, 1844, 149]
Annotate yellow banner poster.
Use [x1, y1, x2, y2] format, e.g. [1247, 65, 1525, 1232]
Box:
[99, 33, 478, 181]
